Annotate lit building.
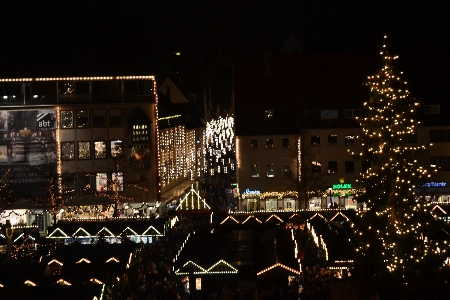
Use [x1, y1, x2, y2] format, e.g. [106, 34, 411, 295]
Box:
[233, 46, 450, 212]
[0, 75, 161, 232]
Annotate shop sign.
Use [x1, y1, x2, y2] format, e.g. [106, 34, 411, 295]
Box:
[422, 182, 447, 187]
[244, 189, 260, 194]
[332, 183, 352, 189]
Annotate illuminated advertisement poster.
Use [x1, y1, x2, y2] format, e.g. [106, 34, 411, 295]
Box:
[0, 109, 57, 197]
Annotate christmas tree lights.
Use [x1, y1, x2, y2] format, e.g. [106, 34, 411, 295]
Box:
[352, 36, 448, 284]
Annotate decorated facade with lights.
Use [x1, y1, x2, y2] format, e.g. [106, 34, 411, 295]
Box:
[0, 75, 161, 232]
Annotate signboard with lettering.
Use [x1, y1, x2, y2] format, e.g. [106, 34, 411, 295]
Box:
[244, 189, 260, 194]
[422, 182, 447, 188]
[332, 183, 352, 189]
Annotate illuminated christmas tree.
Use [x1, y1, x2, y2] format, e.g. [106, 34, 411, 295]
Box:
[352, 36, 448, 287]
[0, 168, 14, 212]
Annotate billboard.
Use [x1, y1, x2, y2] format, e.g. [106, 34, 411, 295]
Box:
[0, 109, 57, 197]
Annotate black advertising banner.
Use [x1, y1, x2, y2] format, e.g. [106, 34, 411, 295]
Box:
[0, 109, 57, 197]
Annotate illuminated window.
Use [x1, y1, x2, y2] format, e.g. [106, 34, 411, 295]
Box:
[282, 163, 291, 177]
[344, 135, 355, 145]
[266, 138, 274, 148]
[96, 173, 108, 192]
[112, 172, 123, 192]
[250, 138, 259, 149]
[328, 161, 338, 173]
[93, 110, 106, 127]
[77, 110, 90, 128]
[328, 135, 338, 145]
[60, 110, 74, 129]
[77, 141, 91, 159]
[265, 110, 273, 119]
[281, 138, 290, 148]
[94, 141, 107, 159]
[267, 164, 275, 177]
[311, 135, 320, 146]
[109, 109, 122, 127]
[132, 124, 149, 143]
[110, 140, 123, 158]
[311, 161, 321, 173]
[345, 161, 355, 173]
[61, 142, 75, 160]
[251, 164, 260, 178]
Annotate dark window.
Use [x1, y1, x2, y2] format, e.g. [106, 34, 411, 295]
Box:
[431, 157, 450, 171]
[345, 161, 355, 173]
[250, 138, 259, 149]
[282, 163, 291, 177]
[311, 161, 321, 173]
[251, 164, 260, 177]
[405, 131, 417, 143]
[281, 138, 290, 148]
[77, 110, 90, 128]
[362, 161, 371, 173]
[109, 109, 122, 127]
[60, 111, 74, 129]
[61, 173, 76, 194]
[61, 142, 75, 160]
[430, 130, 450, 143]
[266, 138, 274, 148]
[311, 135, 320, 146]
[328, 135, 338, 145]
[93, 110, 106, 127]
[79, 173, 94, 192]
[328, 161, 338, 173]
[266, 164, 275, 177]
[265, 110, 273, 119]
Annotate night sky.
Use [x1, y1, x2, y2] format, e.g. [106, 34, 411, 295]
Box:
[1, 1, 449, 107]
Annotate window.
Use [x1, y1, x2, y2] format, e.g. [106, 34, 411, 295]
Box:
[79, 173, 94, 192]
[250, 138, 259, 149]
[94, 141, 107, 159]
[311, 161, 321, 173]
[110, 140, 123, 158]
[345, 161, 355, 173]
[112, 172, 124, 192]
[321, 110, 338, 119]
[77, 141, 91, 159]
[96, 173, 108, 192]
[60, 110, 74, 129]
[124, 80, 151, 95]
[267, 164, 275, 177]
[311, 135, 320, 146]
[265, 110, 273, 119]
[61, 142, 75, 160]
[61, 173, 76, 194]
[93, 110, 106, 127]
[424, 105, 440, 114]
[282, 163, 291, 177]
[344, 109, 362, 118]
[328, 161, 338, 173]
[131, 124, 149, 143]
[266, 138, 274, 148]
[362, 161, 371, 173]
[281, 138, 290, 148]
[109, 109, 122, 127]
[328, 135, 338, 145]
[431, 157, 450, 171]
[251, 164, 260, 177]
[405, 131, 417, 143]
[77, 110, 90, 128]
[345, 135, 355, 145]
[430, 130, 450, 143]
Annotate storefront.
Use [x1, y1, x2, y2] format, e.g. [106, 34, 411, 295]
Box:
[418, 181, 450, 204]
[309, 181, 358, 210]
[240, 189, 298, 212]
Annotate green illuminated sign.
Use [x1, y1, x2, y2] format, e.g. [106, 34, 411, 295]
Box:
[332, 183, 352, 189]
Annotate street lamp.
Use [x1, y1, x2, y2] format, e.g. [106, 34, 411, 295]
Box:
[328, 187, 332, 208]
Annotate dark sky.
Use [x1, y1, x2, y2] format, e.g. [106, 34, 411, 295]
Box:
[1, 1, 448, 54]
[1, 1, 449, 107]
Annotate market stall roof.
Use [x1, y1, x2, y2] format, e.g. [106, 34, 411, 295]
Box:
[47, 218, 168, 239]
